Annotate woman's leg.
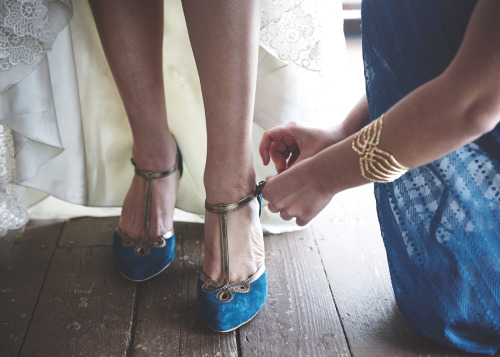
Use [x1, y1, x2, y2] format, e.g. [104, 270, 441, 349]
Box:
[88, 0, 179, 239]
[182, 1, 263, 282]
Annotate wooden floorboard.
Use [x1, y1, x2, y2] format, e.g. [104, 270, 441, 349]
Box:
[132, 222, 238, 356]
[19, 219, 136, 357]
[1, 204, 498, 356]
[0, 220, 63, 357]
[129, 222, 187, 356]
[177, 223, 239, 356]
[240, 228, 350, 357]
[58, 216, 119, 247]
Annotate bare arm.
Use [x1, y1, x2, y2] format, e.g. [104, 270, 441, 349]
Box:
[337, 94, 370, 138]
[262, 0, 500, 225]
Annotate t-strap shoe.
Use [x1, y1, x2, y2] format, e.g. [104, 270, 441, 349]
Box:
[112, 148, 183, 282]
[196, 181, 268, 332]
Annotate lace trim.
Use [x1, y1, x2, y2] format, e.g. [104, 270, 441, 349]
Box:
[0, 122, 28, 236]
[260, 0, 322, 71]
[1, 0, 323, 72]
[0, 0, 51, 71]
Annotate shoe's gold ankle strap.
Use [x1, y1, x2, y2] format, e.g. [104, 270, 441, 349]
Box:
[204, 181, 265, 213]
[131, 155, 178, 180]
[202, 181, 266, 303]
[120, 153, 179, 256]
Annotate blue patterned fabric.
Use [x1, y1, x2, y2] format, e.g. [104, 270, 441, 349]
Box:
[361, 1, 500, 354]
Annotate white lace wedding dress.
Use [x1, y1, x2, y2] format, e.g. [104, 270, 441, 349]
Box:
[0, 0, 358, 236]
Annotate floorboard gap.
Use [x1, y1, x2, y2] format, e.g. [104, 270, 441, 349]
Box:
[18, 221, 66, 356]
[179, 227, 187, 357]
[126, 284, 141, 357]
[236, 329, 243, 357]
[313, 234, 353, 357]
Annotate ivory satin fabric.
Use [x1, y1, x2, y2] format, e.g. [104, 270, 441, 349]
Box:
[2, 0, 360, 234]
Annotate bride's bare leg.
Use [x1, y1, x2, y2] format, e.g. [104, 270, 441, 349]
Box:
[89, 0, 179, 238]
[182, 1, 263, 282]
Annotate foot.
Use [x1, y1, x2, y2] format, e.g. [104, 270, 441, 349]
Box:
[119, 134, 180, 239]
[202, 178, 265, 284]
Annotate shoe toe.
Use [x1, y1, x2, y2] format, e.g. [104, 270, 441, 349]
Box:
[112, 231, 175, 282]
[196, 270, 268, 332]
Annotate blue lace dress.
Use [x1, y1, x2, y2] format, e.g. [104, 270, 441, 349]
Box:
[362, 1, 500, 354]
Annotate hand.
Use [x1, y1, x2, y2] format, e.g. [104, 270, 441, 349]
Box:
[261, 156, 335, 226]
[259, 122, 346, 174]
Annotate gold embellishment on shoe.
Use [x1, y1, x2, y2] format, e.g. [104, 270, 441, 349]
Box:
[201, 181, 266, 303]
[200, 264, 265, 303]
[116, 153, 179, 257]
[352, 114, 409, 183]
[117, 227, 174, 256]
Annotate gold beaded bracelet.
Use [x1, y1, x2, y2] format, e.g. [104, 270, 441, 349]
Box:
[352, 114, 409, 183]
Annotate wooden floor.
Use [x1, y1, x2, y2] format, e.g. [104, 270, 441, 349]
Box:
[1, 184, 497, 357]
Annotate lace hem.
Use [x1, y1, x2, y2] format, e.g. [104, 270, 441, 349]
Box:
[260, 0, 322, 71]
[0, 0, 71, 72]
[0, 122, 28, 236]
[1, 0, 321, 72]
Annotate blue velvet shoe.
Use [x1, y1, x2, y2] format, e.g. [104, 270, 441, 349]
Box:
[196, 181, 268, 332]
[112, 148, 183, 282]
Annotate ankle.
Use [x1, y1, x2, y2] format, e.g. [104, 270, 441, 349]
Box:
[202, 199, 264, 282]
[132, 134, 177, 170]
[204, 170, 257, 204]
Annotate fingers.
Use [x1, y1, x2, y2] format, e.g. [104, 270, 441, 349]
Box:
[267, 201, 293, 220]
[269, 141, 289, 173]
[263, 182, 295, 222]
[295, 216, 312, 227]
[266, 202, 279, 213]
[287, 146, 301, 168]
[280, 211, 294, 221]
[259, 129, 281, 165]
[260, 130, 288, 170]
[262, 162, 321, 227]
[259, 125, 298, 168]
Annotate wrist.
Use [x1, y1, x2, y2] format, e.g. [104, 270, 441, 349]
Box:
[308, 151, 340, 198]
[322, 124, 349, 148]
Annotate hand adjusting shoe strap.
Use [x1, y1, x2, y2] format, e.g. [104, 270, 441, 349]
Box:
[118, 153, 179, 257]
[201, 181, 266, 303]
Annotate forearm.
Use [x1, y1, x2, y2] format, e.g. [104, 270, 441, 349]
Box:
[319, 85, 499, 196]
[336, 94, 370, 138]
[319, 0, 500, 194]
[380, 75, 499, 169]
